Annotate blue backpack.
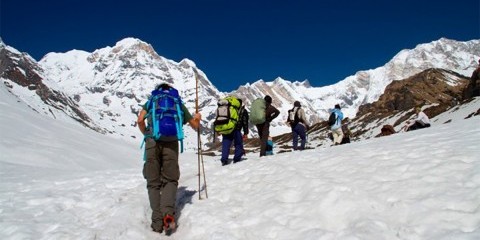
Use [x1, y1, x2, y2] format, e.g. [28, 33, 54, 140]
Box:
[144, 86, 185, 152]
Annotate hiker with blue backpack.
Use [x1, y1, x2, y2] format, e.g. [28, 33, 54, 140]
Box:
[328, 104, 344, 145]
[137, 83, 201, 234]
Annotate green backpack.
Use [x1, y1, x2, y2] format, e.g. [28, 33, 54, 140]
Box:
[250, 98, 266, 125]
[214, 96, 241, 134]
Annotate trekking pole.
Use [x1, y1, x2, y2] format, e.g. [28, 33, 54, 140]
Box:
[194, 69, 208, 199]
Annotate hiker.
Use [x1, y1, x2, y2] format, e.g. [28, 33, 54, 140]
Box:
[220, 98, 249, 166]
[329, 104, 344, 145]
[327, 124, 351, 144]
[406, 107, 431, 131]
[137, 83, 201, 234]
[467, 58, 480, 97]
[266, 136, 274, 155]
[256, 95, 280, 157]
[287, 101, 310, 150]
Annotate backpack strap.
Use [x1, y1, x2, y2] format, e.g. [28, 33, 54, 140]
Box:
[334, 112, 340, 125]
[290, 107, 301, 126]
[174, 97, 184, 153]
[152, 95, 161, 140]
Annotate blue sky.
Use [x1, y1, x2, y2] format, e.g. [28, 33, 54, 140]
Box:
[1, 0, 479, 92]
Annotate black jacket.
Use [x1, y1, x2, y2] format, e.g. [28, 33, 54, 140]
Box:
[265, 103, 280, 123]
[235, 106, 249, 135]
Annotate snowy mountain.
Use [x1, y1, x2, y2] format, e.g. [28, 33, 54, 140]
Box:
[0, 38, 99, 131]
[1, 72, 479, 239]
[0, 38, 220, 150]
[39, 38, 222, 149]
[1, 37, 479, 148]
[230, 38, 480, 131]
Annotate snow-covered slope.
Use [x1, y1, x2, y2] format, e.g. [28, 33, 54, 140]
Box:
[0, 75, 140, 172]
[0, 38, 99, 130]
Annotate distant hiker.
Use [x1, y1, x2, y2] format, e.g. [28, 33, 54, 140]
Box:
[251, 95, 280, 157]
[406, 107, 431, 131]
[266, 136, 274, 155]
[329, 104, 344, 145]
[327, 124, 351, 144]
[466, 58, 480, 98]
[217, 97, 249, 166]
[287, 101, 310, 150]
[380, 124, 396, 136]
[137, 83, 201, 234]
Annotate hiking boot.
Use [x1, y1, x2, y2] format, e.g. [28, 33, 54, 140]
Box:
[221, 160, 230, 166]
[151, 222, 163, 233]
[163, 214, 176, 235]
[233, 158, 244, 163]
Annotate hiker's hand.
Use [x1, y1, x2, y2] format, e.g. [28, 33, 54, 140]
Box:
[243, 134, 248, 140]
[193, 113, 202, 122]
[189, 113, 202, 130]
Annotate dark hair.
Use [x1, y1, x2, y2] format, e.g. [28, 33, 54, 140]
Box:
[294, 101, 301, 107]
[156, 83, 171, 90]
[264, 95, 272, 104]
[335, 104, 341, 109]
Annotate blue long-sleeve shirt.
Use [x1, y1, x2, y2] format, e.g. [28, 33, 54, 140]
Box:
[330, 109, 344, 130]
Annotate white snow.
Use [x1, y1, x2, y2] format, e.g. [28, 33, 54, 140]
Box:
[1, 83, 480, 239]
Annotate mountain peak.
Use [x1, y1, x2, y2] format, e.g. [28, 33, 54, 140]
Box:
[114, 37, 147, 48]
[109, 37, 156, 56]
[179, 58, 197, 68]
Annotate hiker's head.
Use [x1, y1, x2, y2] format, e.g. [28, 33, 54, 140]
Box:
[335, 104, 341, 109]
[268, 136, 273, 141]
[294, 101, 301, 107]
[264, 95, 272, 104]
[156, 83, 171, 90]
[415, 106, 421, 113]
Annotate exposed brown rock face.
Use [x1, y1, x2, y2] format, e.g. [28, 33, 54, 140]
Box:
[356, 68, 468, 129]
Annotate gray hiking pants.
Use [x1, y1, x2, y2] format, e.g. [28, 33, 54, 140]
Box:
[143, 138, 179, 225]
